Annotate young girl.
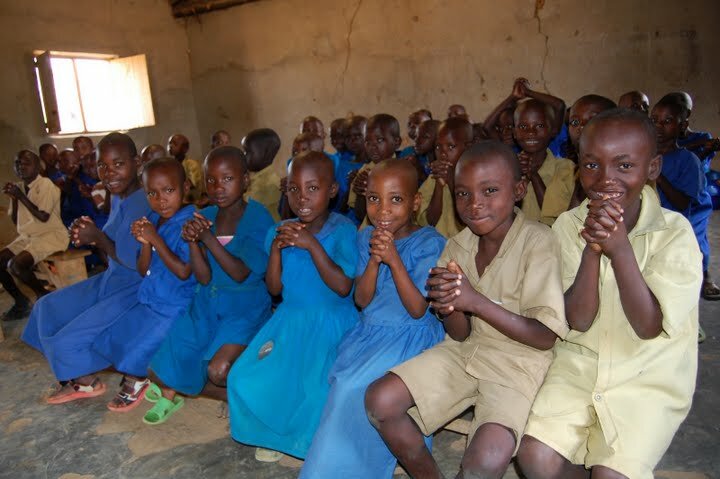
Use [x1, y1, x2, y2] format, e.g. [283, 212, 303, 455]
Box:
[300, 159, 446, 478]
[145, 146, 275, 424]
[22, 132, 152, 405]
[227, 150, 359, 461]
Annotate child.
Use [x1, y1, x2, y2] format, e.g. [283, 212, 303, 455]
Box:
[349, 114, 402, 225]
[88, 158, 197, 411]
[168, 133, 203, 204]
[301, 115, 326, 139]
[398, 109, 433, 158]
[22, 132, 152, 402]
[280, 132, 326, 219]
[664, 91, 718, 171]
[566, 94, 617, 207]
[518, 109, 701, 479]
[411, 119, 440, 183]
[329, 118, 350, 160]
[227, 151, 358, 461]
[146, 146, 274, 423]
[514, 98, 575, 225]
[57, 149, 97, 227]
[365, 141, 567, 479]
[242, 128, 282, 222]
[140, 144, 166, 167]
[650, 98, 716, 300]
[300, 159, 446, 478]
[336, 115, 368, 219]
[211, 129, 232, 149]
[72, 135, 94, 159]
[618, 90, 650, 113]
[39, 143, 62, 183]
[417, 117, 473, 237]
[1, 150, 67, 320]
[447, 104, 469, 120]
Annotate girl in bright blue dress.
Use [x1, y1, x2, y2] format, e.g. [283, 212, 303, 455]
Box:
[22, 133, 152, 406]
[300, 159, 446, 478]
[145, 146, 274, 425]
[227, 151, 359, 460]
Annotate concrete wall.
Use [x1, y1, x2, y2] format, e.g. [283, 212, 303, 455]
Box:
[0, 0, 201, 244]
[183, 0, 720, 164]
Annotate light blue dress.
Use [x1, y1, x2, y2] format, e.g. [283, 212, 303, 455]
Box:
[227, 212, 359, 459]
[21, 187, 151, 381]
[92, 205, 197, 377]
[300, 226, 446, 478]
[149, 200, 274, 395]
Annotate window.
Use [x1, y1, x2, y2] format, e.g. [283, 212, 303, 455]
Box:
[34, 51, 156, 135]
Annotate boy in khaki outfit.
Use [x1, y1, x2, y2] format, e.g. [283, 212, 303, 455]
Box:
[365, 141, 568, 479]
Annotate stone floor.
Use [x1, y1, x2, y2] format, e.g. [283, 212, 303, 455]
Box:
[0, 213, 718, 479]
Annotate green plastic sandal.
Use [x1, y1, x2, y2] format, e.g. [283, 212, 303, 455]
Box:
[142, 396, 184, 425]
[144, 383, 162, 403]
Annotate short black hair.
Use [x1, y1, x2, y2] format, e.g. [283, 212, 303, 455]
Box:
[573, 94, 617, 111]
[243, 128, 281, 171]
[368, 158, 419, 194]
[367, 114, 401, 139]
[582, 108, 658, 156]
[654, 97, 689, 121]
[459, 141, 521, 181]
[440, 117, 474, 143]
[205, 145, 248, 172]
[415, 109, 433, 120]
[142, 157, 187, 184]
[514, 99, 555, 124]
[98, 132, 137, 158]
[289, 150, 335, 181]
[73, 136, 94, 148]
[39, 143, 57, 155]
[16, 149, 40, 165]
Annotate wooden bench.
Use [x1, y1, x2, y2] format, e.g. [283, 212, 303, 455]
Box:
[37, 249, 91, 290]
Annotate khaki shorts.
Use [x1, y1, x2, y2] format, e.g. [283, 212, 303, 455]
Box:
[6, 233, 68, 264]
[391, 340, 531, 454]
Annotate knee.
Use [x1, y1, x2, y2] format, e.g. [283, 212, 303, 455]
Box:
[207, 360, 231, 387]
[364, 376, 406, 428]
[8, 257, 28, 276]
[516, 436, 563, 479]
[460, 449, 511, 479]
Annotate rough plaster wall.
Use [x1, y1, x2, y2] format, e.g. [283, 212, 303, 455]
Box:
[183, 0, 720, 167]
[0, 0, 201, 245]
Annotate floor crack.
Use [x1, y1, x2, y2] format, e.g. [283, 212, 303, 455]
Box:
[533, 0, 550, 92]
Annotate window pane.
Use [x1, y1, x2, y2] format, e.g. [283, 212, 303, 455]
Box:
[75, 58, 115, 132]
[49, 57, 85, 133]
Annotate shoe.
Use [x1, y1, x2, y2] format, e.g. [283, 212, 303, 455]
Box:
[255, 448, 284, 462]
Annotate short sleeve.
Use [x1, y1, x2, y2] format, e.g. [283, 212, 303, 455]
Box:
[264, 221, 279, 255]
[642, 217, 703, 336]
[407, 231, 446, 292]
[331, 222, 359, 278]
[34, 178, 61, 215]
[184, 159, 203, 189]
[673, 151, 705, 203]
[230, 203, 274, 275]
[552, 211, 584, 292]
[417, 176, 437, 227]
[540, 159, 575, 225]
[355, 226, 372, 279]
[520, 228, 569, 339]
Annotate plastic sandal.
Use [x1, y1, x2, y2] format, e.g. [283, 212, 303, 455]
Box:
[701, 281, 720, 301]
[107, 377, 150, 413]
[142, 396, 184, 425]
[255, 448, 284, 463]
[144, 383, 162, 403]
[46, 378, 106, 405]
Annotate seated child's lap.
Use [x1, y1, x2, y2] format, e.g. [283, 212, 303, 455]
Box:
[6, 232, 68, 265]
[391, 338, 531, 449]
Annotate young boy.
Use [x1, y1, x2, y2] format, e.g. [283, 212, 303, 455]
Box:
[514, 99, 575, 225]
[329, 118, 352, 162]
[1, 150, 68, 320]
[348, 114, 402, 225]
[72, 136, 94, 159]
[399, 109, 433, 158]
[57, 149, 97, 227]
[39, 143, 61, 183]
[242, 128, 282, 221]
[336, 116, 368, 220]
[663, 91, 718, 171]
[650, 98, 716, 301]
[365, 141, 567, 479]
[518, 108, 701, 479]
[447, 104, 469, 120]
[417, 117, 473, 237]
[301, 115, 326, 139]
[618, 90, 650, 114]
[412, 119, 440, 183]
[211, 129, 232, 149]
[168, 133, 204, 204]
[140, 144, 166, 167]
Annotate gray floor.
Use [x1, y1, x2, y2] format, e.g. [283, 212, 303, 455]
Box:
[1, 213, 718, 479]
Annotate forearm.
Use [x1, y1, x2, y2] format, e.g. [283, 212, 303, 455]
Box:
[203, 237, 251, 283]
[10, 199, 17, 224]
[93, 231, 117, 262]
[610, 247, 663, 339]
[18, 195, 50, 222]
[565, 247, 601, 331]
[425, 182, 444, 226]
[656, 175, 690, 211]
[483, 95, 516, 132]
[151, 237, 191, 280]
[389, 261, 428, 319]
[354, 261, 379, 308]
[308, 241, 353, 297]
[266, 247, 283, 296]
[136, 244, 152, 276]
[189, 243, 211, 284]
[442, 310, 471, 341]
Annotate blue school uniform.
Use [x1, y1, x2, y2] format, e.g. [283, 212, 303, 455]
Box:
[22, 188, 151, 381]
[398, 145, 415, 158]
[678, 130, 714, 171]
[60, 172, 99, 228]
[227, 212, 359, 459]
[149, 199, 274, 395]
[658, 148, 713, 270]
[548, 123, 570, 158]
[300, 226, 446, 479]
[92, 205, 197, 377]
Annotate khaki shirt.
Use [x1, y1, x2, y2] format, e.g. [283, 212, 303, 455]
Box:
[550, 186, 701, 448]
[183, 157, 204, 204]
[346, 162, 374, 212]
[245, 167, 281, 222]
[9, 176, 65, 238]
[439, 209, 568, 401]
[521, 149, 575, 226]
[417, 176, 463, 238]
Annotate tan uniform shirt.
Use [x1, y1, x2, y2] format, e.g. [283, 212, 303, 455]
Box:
[521, 149, 575, 226]
[183, 157, 204, 204]
[246, 167, 281, 222]
[9, 176, 65, 238]
[417, 176, 463, 238]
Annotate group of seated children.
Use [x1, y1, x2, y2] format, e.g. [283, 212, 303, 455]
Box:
[3, 77, 717, 479]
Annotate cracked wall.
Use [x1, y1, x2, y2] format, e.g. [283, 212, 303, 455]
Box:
[184, 0, 720, 164]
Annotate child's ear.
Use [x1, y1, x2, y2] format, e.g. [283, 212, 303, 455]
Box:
[329, 181, 339, 199]
[647, 154, 662, 182]
[514, 178, 528, 203]
[183, 178, 191, 194]
[412, 191, 422, 213]
[242, 171, 251, 191]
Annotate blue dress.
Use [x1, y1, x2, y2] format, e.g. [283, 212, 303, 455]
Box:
[300, 226, 446, 479]
[21, 188, 151, 381]
[658, 148, 713, 270]
[227, 212, 359, 458]
[149, 200, 274, 395]
[92, 205, 197, 377]
[678, 130, 714, 171]
[60, 172, 98, 228]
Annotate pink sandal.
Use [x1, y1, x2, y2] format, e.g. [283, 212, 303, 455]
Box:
[46, 378, 107, 405]
[106, 377, 150, 413]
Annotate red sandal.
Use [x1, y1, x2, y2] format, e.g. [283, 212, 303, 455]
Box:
[46, 377, 107, 404]
[107, 377, 150, 413]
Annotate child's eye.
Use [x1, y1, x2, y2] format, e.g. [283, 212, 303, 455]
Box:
[518, 124, 527, 130]
[207, 177, 215, 184]
[619, 163, 632, 170]
[223, 176, 233, 182]
[569, 119, 580, 127]
[288, 186, 298, 193]
[391, 195, 403, 203]
[147, 191, 156, 198]
[309, 185, 319, 191]
[367, 195, 378, 203]
[114, 161, 123, 167]
[455, 191, 469, 198]
[583, 162, 598, 170]
[165, 187, 175, 193]
[377, 138, 384, 143]
[448, 145, 456, 150]
[536, 123, 546, 129]
[485, 187, 498, 195]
